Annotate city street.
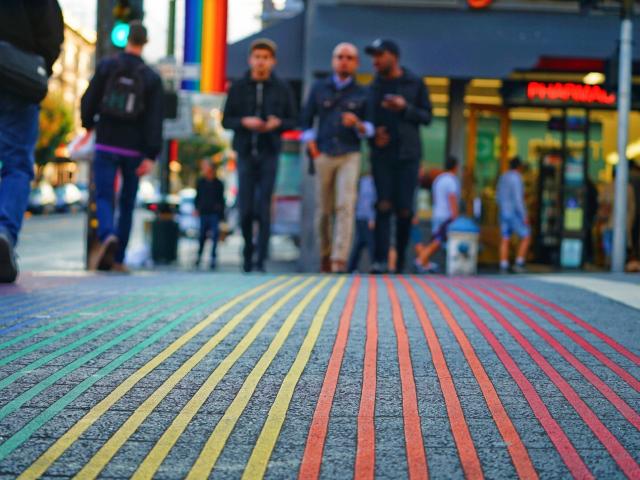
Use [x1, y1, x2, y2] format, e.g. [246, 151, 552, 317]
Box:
[0, 246, 639, 478]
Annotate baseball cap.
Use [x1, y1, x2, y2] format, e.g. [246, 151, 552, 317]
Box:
[365, 39, 400, 57]
[250, 38, 277, 57]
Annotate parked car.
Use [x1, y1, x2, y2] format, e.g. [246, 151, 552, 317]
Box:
[54, 184, 84, 212]
[28, 182, 56, 214]
[177, 188, 199, 238]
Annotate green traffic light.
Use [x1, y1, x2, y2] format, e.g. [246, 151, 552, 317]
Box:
[111, 22, 130, 48]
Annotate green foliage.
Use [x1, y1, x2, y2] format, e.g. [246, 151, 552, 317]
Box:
[36, 94, 74, 166]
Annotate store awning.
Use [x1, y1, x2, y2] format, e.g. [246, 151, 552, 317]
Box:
[305, 5, 640, 79]
[226, 13, 304, 81]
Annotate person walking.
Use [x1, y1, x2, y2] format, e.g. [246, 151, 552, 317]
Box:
[301, 42, 373, 273]
[364, 39, 433, 274]
[497, 156, 531, 273]
[81, 21, 164, 272]
[415, 156, 460, 272]
[0, 0, 64, 283]
[347, 172, 377, 273]
[222, 39, 297, 273]
[194, 160, 225, 270]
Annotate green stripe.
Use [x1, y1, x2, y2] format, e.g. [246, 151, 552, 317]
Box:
[0, 281, 257, 461]
[0, 288, 214, 419]
[0, 279, 211, 353]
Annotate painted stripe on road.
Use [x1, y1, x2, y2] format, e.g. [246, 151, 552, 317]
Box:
[409, 278, 537, 480]
[75, 277, 304, 480]
[500, 281, 640, 367]
[384, 277, 429, 480]
[432, 279, 593, 479]
[242, 278, 345, 479]
[298, 278, 360, 480]
[535, 275, 640, 312]
[18, 277, 279, 480]
[131, 277, 317, 480]
[354, 276, 378, 480]
[454, 282, 640, 479]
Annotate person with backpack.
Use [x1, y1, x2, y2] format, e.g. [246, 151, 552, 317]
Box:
[81, 21, 164, 272]
[222, 39, 297, 273]
[0, 0, 64, 283]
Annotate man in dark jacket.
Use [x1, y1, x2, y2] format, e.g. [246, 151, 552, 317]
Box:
[222, 38, 297, 273]
[0, 0, 64, 283]
[195, 160, 225, 270]
[81, 21, 164, 273]
[365, 39, 432, 273]
[301, 43, 373, 273]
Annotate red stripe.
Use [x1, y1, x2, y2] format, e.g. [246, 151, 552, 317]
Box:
[498, 282, 640, 367]
[474, 283, 640, 431]
[408, 277, 537, 480]
[384, 277, 429, 480]
[430, 279, 593, 480]
[488, 283, 640, 394]
[354, 277, 378, 480]
[298, 278, 360, 480]
[449, 281, 640, 479]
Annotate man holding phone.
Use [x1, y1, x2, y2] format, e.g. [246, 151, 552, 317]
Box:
[365, 39, 432, 274]
[301, 43, 372, 273]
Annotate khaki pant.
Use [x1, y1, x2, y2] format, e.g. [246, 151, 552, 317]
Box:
[315, 152, 360, 262]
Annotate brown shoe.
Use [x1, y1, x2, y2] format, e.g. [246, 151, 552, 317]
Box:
[89, 235, 119, 271]
[320, 255, 331, 273]
[331, 260, 347, 274]
[111, 263, 131, 274]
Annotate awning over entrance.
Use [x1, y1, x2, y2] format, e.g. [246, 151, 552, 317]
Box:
[226, 13, 304, 80]
[305, 5, 640, 79]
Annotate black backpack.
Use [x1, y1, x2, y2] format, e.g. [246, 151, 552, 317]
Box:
[101, 60, 146, 120]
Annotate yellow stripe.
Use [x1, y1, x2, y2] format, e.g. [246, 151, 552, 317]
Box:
[68, 277, 297, 480]
[132, 276, 322, 480]
[20, 277, 284, 480]
[184, 277, 340, 480]
[242, 278, 345, 479]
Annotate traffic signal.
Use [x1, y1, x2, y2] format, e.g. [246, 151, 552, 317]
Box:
[110, 0, 144, 49]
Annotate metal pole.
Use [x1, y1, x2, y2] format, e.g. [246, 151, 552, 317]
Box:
[167, 0, 176, 58]
[612, 9, 633, 272]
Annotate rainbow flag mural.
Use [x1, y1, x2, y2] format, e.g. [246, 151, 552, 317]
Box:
[183, 0, 228, 93]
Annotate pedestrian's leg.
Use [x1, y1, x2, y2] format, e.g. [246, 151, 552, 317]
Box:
[515, 235, 531, 267]
[314, 154, 336, 272]
[114, 157, 141, 264]
[371, 161, 393, 270]
[238, 163, 256, 271]
[256, 157, 278, 269]
[93, 152, 118, 243]
[500, 237, 511, 271]
[394, 162, 419, 273]
[347, 220, 367, 273]
[332, 153, 359, 272]
[196, 215, 210, 266]
[0, 97, 39, 247]
[210, 214, 220, 268]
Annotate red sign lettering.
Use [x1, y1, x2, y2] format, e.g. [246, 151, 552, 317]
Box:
[467, 0, 493, 8]
[526, 82, 616, 106]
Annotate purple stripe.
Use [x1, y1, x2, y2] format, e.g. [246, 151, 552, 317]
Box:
[95, 144, 142, 158]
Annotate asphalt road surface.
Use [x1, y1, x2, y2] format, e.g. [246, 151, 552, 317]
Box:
[0, 271, 638, 479]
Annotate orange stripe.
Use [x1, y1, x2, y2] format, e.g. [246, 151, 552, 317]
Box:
[200, 0, 213, 91]
[354, 277, 378, 480]
[399, 278, 482, 479]
[298, 278, 360, 480]
[384, 277, 428, 480]
[407, 277, 537, 480]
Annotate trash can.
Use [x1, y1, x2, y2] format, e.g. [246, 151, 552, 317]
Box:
[151, 214, 179, 265]
[446, 217, 480, 276]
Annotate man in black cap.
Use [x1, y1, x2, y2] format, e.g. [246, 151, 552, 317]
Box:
[81, 21, 164, 273]
[365, 39, 432, 273]
[223, 38, 297, 273]
[0, 0, 64, 283]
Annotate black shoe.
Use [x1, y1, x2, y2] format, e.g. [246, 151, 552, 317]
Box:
[243, 258, 253, 273]
[369, 262, 388, 275]
[0, 232, 18, 283]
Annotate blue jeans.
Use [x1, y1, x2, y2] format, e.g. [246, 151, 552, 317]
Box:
[94, 150, 142, 263]
[0, 92, 39, 246]
[197, 213, 220, 264]
[348, 219, 375, 273]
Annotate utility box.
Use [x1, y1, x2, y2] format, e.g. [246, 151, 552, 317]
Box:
[151, 215, 179, 264]
[447, 217, 480, 276]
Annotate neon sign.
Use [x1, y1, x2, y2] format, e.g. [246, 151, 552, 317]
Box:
[467, 0, 493, 8]
[527, 82, 616, 106]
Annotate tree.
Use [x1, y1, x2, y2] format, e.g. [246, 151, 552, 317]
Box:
[35, 93, 74, 177]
